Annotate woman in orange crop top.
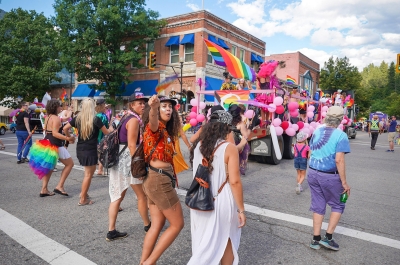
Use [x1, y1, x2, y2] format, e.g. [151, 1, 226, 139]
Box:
[140, 95, 183, 265]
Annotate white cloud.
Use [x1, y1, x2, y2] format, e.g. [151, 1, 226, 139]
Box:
[186, 3, 201, 11]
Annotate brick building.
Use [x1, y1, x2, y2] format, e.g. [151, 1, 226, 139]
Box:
[129, 10, 266, 104]
[265, 52, 320, 96]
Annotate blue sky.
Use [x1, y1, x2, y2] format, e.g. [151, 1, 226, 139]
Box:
[1, 0, 399, 70]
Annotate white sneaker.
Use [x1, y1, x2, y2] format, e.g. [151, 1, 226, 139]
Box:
[295, 185, 300, 195]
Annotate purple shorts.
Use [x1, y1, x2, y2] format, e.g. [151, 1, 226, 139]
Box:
[307, 168, 345, 215]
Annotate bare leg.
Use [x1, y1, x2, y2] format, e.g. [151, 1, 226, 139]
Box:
[55, 157, 74, 192]
[313, 213, 324, 236]
[221, 239, 234, 265]
[326, 212, 342, 234]
[97, 163, 104, 174]
[296, 169, 301, 184]
[390, 141, 394, 150]
[141, 203, 184, 265]
[131, 184, 150, 226]
[80, 165, 96, 204]
[108, 189, 127, 231]
[41, 171, 53, 194]
[299, 170, 306, 185]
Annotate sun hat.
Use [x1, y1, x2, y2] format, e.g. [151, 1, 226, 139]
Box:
[158, 95, 177, 107]
[326, 106, 344, 119]
[128, 91, 149, 103]
[296, 131, 309, 142]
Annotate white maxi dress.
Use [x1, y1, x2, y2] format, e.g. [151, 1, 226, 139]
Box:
[188, 141, 241, 265]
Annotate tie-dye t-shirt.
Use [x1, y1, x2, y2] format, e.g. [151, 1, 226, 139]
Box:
[309, 126, 350, 172]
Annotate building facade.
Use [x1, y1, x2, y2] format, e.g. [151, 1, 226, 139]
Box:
[264, 52, 320, 96]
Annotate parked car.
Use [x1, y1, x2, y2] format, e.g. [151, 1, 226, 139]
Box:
[0, 122, 7, 135]
[6, 122, 17, 133]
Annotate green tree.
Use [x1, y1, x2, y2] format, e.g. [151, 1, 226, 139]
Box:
[388, 62, 396, 93]
[320, 56, 362, 92]
[0, 8, 61, 108]
[53, 0, 165, 104]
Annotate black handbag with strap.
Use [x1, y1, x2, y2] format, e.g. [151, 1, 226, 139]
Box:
[185, 141, 228, 211]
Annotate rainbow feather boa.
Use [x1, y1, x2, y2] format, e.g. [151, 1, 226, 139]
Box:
[29, 139, 59, 180]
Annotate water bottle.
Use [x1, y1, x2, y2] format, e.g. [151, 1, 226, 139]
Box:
[340, 192, 348, 203]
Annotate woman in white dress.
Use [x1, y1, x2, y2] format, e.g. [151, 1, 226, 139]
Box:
[188, 110, 246, 265]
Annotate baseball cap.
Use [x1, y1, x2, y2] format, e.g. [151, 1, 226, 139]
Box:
[326, 106, 344, 119]
[296, 131, 309, 142]
[128, 91, 149, 103]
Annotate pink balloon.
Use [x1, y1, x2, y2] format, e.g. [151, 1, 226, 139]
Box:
[307, 105, 315, 112]
[272, 118, 282, 127]
[191, 106, 197, 113]
[199, 102, 206, 110]
[321, 111, 327, 117]
[190, 99, 198, 106]
[275, 126, 283, 136]
[196, 114, 205, 122]
[285, 127, 296, 136]
[268, 104, 276, 112]
[297, 121, 304, 130]
[307, 111, 314, 118]
[338, 124, 344, 131]
[288, 102, 299, 111]
[244, 110, 254, 119]
[322, 106, 329, 112]
[273, 97, 283, 106]
[301, 128, 310, 135]
[290, 110, 299, 117]
[292, 124, 299, 131]
[189, 112, 197, 119]
[309, 127, 314, 135]
[190, 118, 198, 126]
[347, 121, 352, 126]
[275, 105, 285, 114]
[304, 123, 310, 128]
[310, 121, 317, 128]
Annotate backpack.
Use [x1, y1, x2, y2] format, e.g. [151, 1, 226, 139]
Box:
[98, 114, 131, 170]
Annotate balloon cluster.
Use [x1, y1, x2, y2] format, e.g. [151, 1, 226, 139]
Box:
[271, 118, 322, 137]
[182, 98, 206, 131]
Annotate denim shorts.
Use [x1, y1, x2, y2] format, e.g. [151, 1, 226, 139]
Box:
[294, 157, 308, 170]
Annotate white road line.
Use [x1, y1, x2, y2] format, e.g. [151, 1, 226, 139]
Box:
[2, 150, 400, 253]
[0, 208, 97, 265]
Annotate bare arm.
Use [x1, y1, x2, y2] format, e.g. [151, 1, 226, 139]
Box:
[180, 127, 191, 148]
[225, 143, 246, 228]
[189, 127, 202, 144]
[335, 152, 350, 196]
[236, 123, 250, 150]
[148, 95, 160, 132]
[126, 118, 139, 156]
[50, 117, 74, 143]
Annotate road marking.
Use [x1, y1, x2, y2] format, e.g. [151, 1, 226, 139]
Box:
[0, 208, 97, 265]
[2, 149, 400, 253]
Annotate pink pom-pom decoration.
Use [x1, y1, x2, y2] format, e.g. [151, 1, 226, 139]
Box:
[190, 118, 198, 126]
[196, 114, 205, 122]
[275, 126, 283, 136]
[244, 110, 254, 119]
[272, 118, 282, 127]
[285, 127, 296, 136]
[273, 97, 283, 106]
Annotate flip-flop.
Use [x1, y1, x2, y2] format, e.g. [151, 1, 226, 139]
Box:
[54, 188, 69, 196]
[118, 207, 123, 212]
[0, 146, 5, 150]
[40, 192, 55, 197]
[78, 200, 94, 206]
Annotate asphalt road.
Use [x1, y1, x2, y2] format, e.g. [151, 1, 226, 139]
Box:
[0, 129, 399, 265]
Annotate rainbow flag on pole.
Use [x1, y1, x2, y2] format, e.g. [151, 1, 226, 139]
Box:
[204, 38, 256, 82]
[286, 75, 297, 85]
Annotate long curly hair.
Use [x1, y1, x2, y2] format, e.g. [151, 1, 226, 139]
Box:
[189, 113, 231, 172]
[46, 99, 61, 115]
[76, 98, 96, 140]
[142, 103, 180, 138]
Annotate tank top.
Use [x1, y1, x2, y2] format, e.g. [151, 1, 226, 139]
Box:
[44, 115, 65, 147]
[118, 114, 140, 145]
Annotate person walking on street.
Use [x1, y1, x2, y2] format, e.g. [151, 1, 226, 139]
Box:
[106, 92, 151, 242]
[95, 99, 111, 176]
[63, 99, 109, 206]
[15, 101, 33, 164]
[308, 106, 351, 251]
[369, 115, 381, 150]
[386, 116, 397, 152]
[294, 131, 310, 194]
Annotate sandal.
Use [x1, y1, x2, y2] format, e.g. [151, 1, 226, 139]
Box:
[78, 200, 94, 206]
[40, 192, 55, 197]
[0, 146, 5, 150]
[54, 188, 69, 196]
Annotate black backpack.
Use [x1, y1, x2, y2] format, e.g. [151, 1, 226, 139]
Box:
[98, 114, 131, 170]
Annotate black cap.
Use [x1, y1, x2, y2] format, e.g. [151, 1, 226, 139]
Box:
[158, 95, 177, 107]
[128, 92, 149, 103]
[96, 99, 106, 105]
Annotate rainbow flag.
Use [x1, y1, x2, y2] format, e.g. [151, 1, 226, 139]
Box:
[60, 88, 68, 102]
[155, 74, 178, 94]
[286, 75, 297, 85]
[215, 90, 250, 109]
[204, 39, 256, 82]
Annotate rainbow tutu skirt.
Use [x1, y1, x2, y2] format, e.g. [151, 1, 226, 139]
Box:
[29, 139, 59, 180]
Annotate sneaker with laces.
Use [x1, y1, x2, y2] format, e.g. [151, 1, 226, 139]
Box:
[295, 184, 301, 195]
[310, 240, 320, 250]
[319, 236, 339, 250]
[106, 230, 128, 241]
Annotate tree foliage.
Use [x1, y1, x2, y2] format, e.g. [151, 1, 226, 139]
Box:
[53, 0, 165, 104]
[0, 8, 62, 108]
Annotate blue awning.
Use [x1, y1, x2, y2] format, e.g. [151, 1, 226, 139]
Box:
[180, 33, 194, 45]
[208, 35, 218, 45]
[71, 84, 96, 99]
[251, 53, 258, 62]
[165, 36, 180, 47]
[217, 39, 229, 49]
[124, 80, 158, 97]
[204, 76, 223, 102]
[257, 55, 264, 63]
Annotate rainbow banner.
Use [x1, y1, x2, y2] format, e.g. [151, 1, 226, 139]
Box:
[204, 39, 256, 82]
[286, 75, 297, 85]
[215, 90, 250, 109]
[155, 74, 178, 94]
[60, 88, 68, 102]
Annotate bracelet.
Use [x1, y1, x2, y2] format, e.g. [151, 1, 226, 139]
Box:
[237, 209, 245, 214]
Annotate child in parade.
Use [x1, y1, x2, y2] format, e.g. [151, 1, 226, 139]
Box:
[294, 131, 311, 194]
